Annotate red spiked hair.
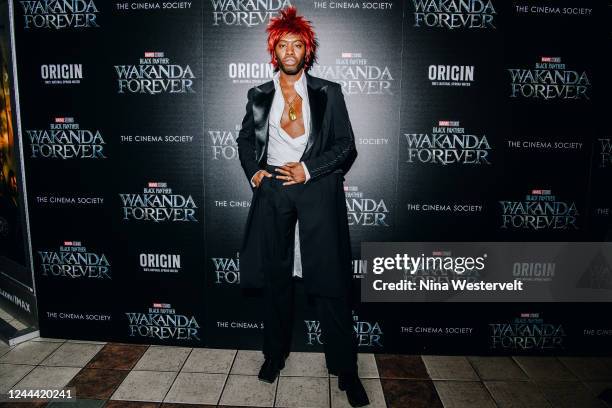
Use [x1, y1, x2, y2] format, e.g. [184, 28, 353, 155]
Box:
[266, 7, 318, 71]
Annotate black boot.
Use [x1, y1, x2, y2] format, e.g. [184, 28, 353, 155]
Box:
[338, 372, 370, 407]
[258, 353, 288, 383]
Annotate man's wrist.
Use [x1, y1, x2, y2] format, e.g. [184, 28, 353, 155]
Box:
[250, 170, 262, 188]
[301, 162, 310, 183]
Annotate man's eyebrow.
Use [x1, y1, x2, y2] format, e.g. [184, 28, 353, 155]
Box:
[278, 39, 304, 43]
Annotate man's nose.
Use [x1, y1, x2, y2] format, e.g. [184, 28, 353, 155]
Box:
[286, 44, 294, 55]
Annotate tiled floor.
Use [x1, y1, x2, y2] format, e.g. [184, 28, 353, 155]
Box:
[1, 308, 612, 408]
[1, 335, 612, 407]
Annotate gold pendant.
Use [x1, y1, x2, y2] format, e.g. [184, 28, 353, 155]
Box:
[288, 106, 297, 121]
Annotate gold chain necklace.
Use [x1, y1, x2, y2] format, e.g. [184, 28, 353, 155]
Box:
[284, 92, 299, 121]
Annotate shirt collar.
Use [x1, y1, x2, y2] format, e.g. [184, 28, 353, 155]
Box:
[273, 69, 308, 99]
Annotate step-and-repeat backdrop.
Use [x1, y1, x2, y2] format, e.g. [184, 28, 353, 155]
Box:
[11, 0, 611, 354]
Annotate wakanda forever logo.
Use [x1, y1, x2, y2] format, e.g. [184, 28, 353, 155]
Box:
[20, 0, 100, 29]
[412, 0, 497, 29]
[211, 0, 291, 26]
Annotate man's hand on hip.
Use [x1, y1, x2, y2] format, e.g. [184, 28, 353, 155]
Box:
[251, 170, 273, 188]
[275, 162, 307, 185]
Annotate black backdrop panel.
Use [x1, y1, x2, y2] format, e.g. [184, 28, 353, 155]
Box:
[10, 0, 612, 354]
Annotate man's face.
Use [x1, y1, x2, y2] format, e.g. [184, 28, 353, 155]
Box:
[274, 33, 306, 75]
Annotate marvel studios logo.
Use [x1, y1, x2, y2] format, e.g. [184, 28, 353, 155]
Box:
[540, 56, 561, 63]
[54, 117, 74, 123]
[531, 189, 551, 195]
[438, 120, 460, 127]
[144, 52, 165, 58]
[148, 182, 168, 188]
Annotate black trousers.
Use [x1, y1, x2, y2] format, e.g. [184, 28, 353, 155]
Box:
[259, 165, 357, 375]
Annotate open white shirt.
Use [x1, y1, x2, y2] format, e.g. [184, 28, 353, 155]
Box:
[251, 70, 311, 277]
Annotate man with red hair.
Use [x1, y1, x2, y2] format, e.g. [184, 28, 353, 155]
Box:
[237, 6, 368, 407]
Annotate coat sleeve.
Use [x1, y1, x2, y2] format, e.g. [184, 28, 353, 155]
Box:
[302, 84, 357, 180]
[236, 87, 262, 184]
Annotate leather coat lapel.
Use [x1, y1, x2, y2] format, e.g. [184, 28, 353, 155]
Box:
[303, 74, 323, 158]
[253, 84, 275, 161]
